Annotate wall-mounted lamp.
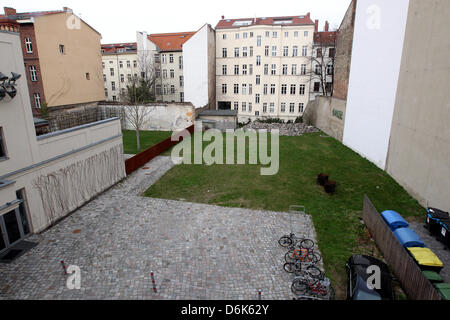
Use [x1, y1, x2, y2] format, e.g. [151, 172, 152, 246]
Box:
[0, 72, 21, 101]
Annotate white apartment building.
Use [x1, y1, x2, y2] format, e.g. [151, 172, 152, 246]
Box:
[101, 42, 139, 102]
[215, 14, 315, 122]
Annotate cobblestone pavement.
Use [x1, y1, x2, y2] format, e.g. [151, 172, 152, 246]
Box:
[0, 156, 320, 300]
[410, 222, 450, 283]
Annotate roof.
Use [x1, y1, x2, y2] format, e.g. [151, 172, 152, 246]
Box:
[216, 15, 314, 29]
[101, 42, 137, 54]
[314, 31, 337, 45]
[147, 32, 195, 52]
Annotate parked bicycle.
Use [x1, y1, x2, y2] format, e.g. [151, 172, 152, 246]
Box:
[284, 247, 321, 264]
[279, 205, 315, 249]
[291, 275, 334, 299]
[283, 260, 324, 279]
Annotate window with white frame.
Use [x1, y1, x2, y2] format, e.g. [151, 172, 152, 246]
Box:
[105, 88, 108, 97]
[243, 32, 248, 39]
[103, 74, 106, 82]
[179, 56, 183, 69]
[248, 84, 252, 94]
[256, 56, 261, 66]
[180, 76, 184, 87]
[315, 64, 322, 75]
[263, 103, 267, 113]
[290, 84, 296, 95]
[281, 84, 287, 94]
[25, 38, 33, 53]
[234, 47, 239, 57]
[222, 83, 227, 94]
[110, 68, 114, 76]
[234, 65, 239, 75]
[156, 85, 161, 95]
[222, 48, 227, 58]
[255, 94, 260, 104]
[34, 93, 41, 108]
[265, 45, 269, 57]
[235, 33, 239, 39]
[256, 75, 260, 85]
[234, 102, 239, 110]
[270, 103, 274, 113]
[282, 64, 288, 75]
[249, 64, 253, 75]
[242, 84, 247, 95]
[242, 64, 247, 75]
[301, 64, 306, 75]
[284, 31, 289, 37]
[223, 34, 227, 40]
[170, 69, 174, 78]
[170, 85, 175, 94]
[280, 103, 286, 112]
[263, 84, 268, 95]
[127, 60, 131, 68]
[234, 84, 239, 94]
[248, 102, 252, 112]
[271, 64, 276, 75]
[294, 31, 298, 37]
[299, 84, 306, 95]
[242, 102, 246, 112]
[272, 46, 277, 56]
[292, 46, 298, 56]
[292, 64, 297, 75]
[163, 85, 168, 94]
[243, 47, 247, 57]
[180, 92, 184, 102]
[162, 54, 166, 63]
[119, 61, 123, 68]
[222, 65, 227, 75]
[265, 31, 270, 37]
[169, 54, 174, 63]
[264, 64, 268, 75]
[257, 35, 261, 46]
[272, 31, 277, 38]
[249, 46, 253, 56]
[298, 103, 304, 113]
[290, 103, 295, 113]
[302, 46, 308, 56]
[29, 66, 37, 81]
[270, 84, 275, 94]
[163, 69, 167, 79]
[283, 46, 288, 56]
[111, 81, 116, 91]
[120, 74, 124, 82]
[304, 31, 308, 37]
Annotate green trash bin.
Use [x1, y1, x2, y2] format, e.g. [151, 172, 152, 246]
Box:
[434, 283, 450, 300]
[423, 270, 443, 283]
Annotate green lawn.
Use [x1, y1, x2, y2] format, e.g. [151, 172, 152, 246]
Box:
[122, 130, 172, 154]
[140, 131, 424, 298]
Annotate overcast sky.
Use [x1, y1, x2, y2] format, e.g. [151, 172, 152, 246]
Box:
[4, 0, 351, 44]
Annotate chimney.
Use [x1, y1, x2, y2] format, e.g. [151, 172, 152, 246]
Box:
[325, 21, 329, 32]
[63, 7, 73, 14]
[4, 7, 17, 15]
[306, 12, 310, 18]
[221, 15, 224, 20]
[314, 19, 319, 32]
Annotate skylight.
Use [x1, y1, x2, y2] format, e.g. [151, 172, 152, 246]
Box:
[233, 20, 253, 26]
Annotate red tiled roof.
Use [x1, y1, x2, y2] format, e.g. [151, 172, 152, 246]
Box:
[147, 32, 196, 52]
[314, 31, 337, 45]
[1, 10, 64, 19]
[215, 15, 314, 29]
[101, 42, 137, 54]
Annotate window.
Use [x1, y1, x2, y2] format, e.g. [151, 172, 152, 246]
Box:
[154, 54, 160, 63]
[257, 35, 261, 46]
[234, 102, 239, 110]
[248, 84, 252, 94]
[272, 31, 277, 38]
[280, 103, 286, 112]
[243, 47, 247, 57]
[290, 84, 296, 95]
[127, 61, 131, 68]
[242, 102, 246, 112]
[255, 94, 260, 104]
[29, 66, 37, 81]
[248, 102, 252, 112]
[156, 85, 161, 95]
[234, 65, 239, 75]
[264, 46, 269, 57]
[110, 68, 114, 76]
[302, 46, 308, 56]
[25, 38, 32, 53]
[292, 46, 298, 57]
[120, 74, 124, 82]
[180, 76, 184, 87]
[243, 32, 248, 39]
[315, 64, 322, 75]
[86, 73, 90, 80]
[263, 84, 268, 95]
[329, 48, 335, 57]
[249, 64, 253, 75]
[234, 84, 239, 94]
[105, 88, 108, 97]
[59, 44, 65, 54]
[121, 88, 126, 96]
[271, 64, 276, 75]
[242, 64, 247, 75]
[170, 69, 174, 78]
[234, 47, 239, 57]
[294, 31, 298, 37]
[314, 82, 320, 92]
[222, 48, 227, 58]
[162, 54, 166, 63]
[284, 32, 289, 38]
[327, 64, 334, 75]
[282, 64, 288, 75]
[169, 54, 174, 63]
[301, 64, 306, 75]
[299, 84, 306, 95]
[242, 84, 247, 95]
[298, 103, 304, 113]
[290, 103, 295, 113]
[256, 56, 261, 66]
[292, 64, 297, 75]
[326, 82, 333, 93]
[133, 60, 137, 68]
[163, 85, 168, 94]
[180, 92, 184, 102]
[163, 69, 167, 79]
[263, 103, 267, 113]
[34, 93, 41, 108]
[250, 32, 253, 38]
[170, 85, 175, 94]
[270, 84, 275, 94]
[255, 111, 259, 116]
[281, 84, 287, 94]
[156, 69, 161, 78]
[127, 74, 132, 81]
[283, 46, 288, 56]
[269, 103, 275, 113]
[249, 46, 253, 56]
[112, 95, 117, 101]
[235, 33, 239, 39]
[102, 62, 105, 69]
[272, 46, 277, 56]
[179, 56, 183, 69]
[222, 65, 227, 75]
[256, 75, 260, 85]
[316, 48, 322, 58]
[103, 74, 106, 82]
[222, 84, 227, 94]
[265, 31, 270, 37]
[119, 61, 123, 68]
[264, 64, 268, 75]
[304, 31, 309, 37]
[223, 34, 227, 40]
[111, 81, 116, 91]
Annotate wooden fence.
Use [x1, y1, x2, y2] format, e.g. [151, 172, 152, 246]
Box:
[124, 124, 195, 175]
[362, 195, 442, 300]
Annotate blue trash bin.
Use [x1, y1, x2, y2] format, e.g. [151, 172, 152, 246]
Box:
[393, 227, 426, 248]
[381, 210, 409, 231]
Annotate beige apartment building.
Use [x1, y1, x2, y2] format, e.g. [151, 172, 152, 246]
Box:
[0, 7, 104, 114]
[215, 15, 315, 122]
[101, 42, 138, 102]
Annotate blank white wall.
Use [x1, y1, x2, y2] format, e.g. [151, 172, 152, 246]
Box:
[183, 25, 209, 109]
[342, 0, 410, 169]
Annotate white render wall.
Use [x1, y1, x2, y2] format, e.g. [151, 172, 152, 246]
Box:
[183, 24, 210, 109]
[102, 52, 139, 102]
[342, 0, 410, 169]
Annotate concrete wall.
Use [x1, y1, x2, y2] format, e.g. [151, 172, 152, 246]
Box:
[385, 0, 450, 212]
[34, 12, 104, 107]
[0, 31, 125, 234]
[333, 0, 357, 101]
[105, 102, 195, 131]
[303, 96, 346, 141]
[342, 0, 410, 169]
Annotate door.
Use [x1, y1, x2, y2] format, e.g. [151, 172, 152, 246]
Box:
[0, 195, 31, 254]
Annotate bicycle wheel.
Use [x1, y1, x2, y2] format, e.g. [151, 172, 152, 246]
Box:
[285, 250, 297, 263]
[291, 279, 308, 296]
[283, 262, 295, 273]
[278, 236, 293, 247]
[311, 251, 321, 263]
[306, 265, 324, 279]
[299, 239, 314, 250]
